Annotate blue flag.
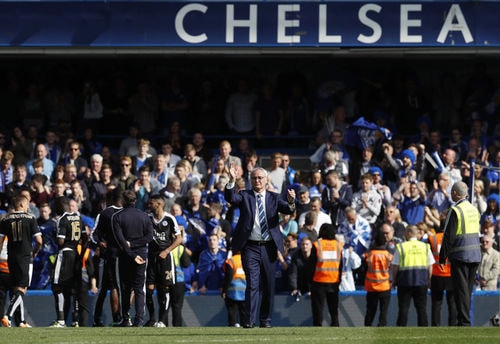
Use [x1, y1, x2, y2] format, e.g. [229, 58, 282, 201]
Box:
[344, 117, 392, 149]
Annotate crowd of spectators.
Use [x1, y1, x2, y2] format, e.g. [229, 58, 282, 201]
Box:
[0, 58, 500, 326]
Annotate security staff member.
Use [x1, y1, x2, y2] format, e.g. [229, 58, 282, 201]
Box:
[439, 181, 481, 326]
[112, 190, 153, 327]
[392, 225, 434, 326]
[221, 252, 248, 327]
[310, 223, 342, 326]
[428, 229, 456, 326]
[364, 234, 393, 327]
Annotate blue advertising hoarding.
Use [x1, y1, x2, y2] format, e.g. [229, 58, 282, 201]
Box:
[0, 1, 499, 47]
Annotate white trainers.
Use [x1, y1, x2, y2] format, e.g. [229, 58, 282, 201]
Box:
[50, 320, 66, 328]
[19, 321, 32, 328]
[153, 321, 166, 328]
[71, 322, 79, 327]
[1, 316, 11, 327]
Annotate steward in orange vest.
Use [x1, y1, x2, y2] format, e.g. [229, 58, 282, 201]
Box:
[364, 234, 393, 326]
[310, 224, 342, 326]
[428, 230, 456, 326]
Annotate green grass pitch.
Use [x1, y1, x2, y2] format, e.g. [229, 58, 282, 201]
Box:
[1, 327, 499, 344]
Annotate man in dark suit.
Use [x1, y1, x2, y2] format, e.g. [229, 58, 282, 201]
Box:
[225, 165, 296, 328]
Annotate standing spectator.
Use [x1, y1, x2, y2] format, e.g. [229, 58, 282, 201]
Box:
[44, 129, 63, 167]
[383, 205, 407, 241]
[338, 207, 372, 257]
[150, 154, 173, 189]
[288, 235, 316, 298]
[310, 223, 342, 326]
[379, 223, 403, 256]
[192, 132, 213, 168]
[426, 172, 452, 215]
[113, 156, 137, 191]
[298, 197, 332, 235]
[209, 140, 242, 175]
[308, 170, 326, 199]
[59, 141, 88, 175]
[224, 166, 296, 328]
[159, 76, 189, 134]
[5, 164, 30, 202]
[133, 166, 161, 211]
[295, 185, 312, 221]
[131, 138, 154, 177]
[184, 144, 208, 183]
[195, 233, 227, 293]
[322, 169, 353, 226]
[145, 195, 182, 327]
[476, 234, 500, 290]
[364, 234, 393, 327]
[0, 151, 14, 196]
[338, 234, 362, 292]
[394, 177, 427, 226]
[351, 173, 382, 226]
[281, 153, 296, 191]
[392, 225, 434, 326]
[112, 190, 154, 327]
[266, 152, 286, 194]
[221, 252, 248, 327]
[26, 143, 55, 181]
[428, 226, 456, 326]
[439, 181, 482, 326]
[280, 212, 298, 238]
[0, 195, 42, 327]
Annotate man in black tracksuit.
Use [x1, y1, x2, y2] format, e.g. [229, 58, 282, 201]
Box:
[112, 190, 153, 327]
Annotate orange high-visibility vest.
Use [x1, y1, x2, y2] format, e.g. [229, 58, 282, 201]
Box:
[428, 232, 451, 277]
[313, 239, 342, 284]
[364, 249, 392, 292]
[0, 237, 9, 275]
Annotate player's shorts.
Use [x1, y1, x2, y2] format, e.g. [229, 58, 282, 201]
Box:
[8, 255, 32, 288]
[146, 252, 175, 287]
[52, 248, 81, 288]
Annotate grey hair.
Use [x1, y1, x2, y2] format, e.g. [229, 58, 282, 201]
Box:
[452, 181, 468, 197]
[251, 167, 268, 178]
[91, 153, 103, 163]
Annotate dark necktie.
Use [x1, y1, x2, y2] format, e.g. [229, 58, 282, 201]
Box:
[257, 194, 270, 240]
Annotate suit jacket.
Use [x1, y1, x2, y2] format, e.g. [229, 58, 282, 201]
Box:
[225, 186, 295, 255]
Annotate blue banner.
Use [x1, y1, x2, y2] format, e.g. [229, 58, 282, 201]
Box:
[1, 1, 500, 47]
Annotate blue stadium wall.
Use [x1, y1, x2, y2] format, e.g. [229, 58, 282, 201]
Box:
[1, 1, 500, 50]
[20, 290, 500, 327]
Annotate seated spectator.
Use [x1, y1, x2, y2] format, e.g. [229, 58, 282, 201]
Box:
[280, 212, 298, 238]
[383, 205, 407, 240]
[481, 219, 499, 251]
[476, 234, 500, 290]
[480, 193, 500, 226]
[297, 196, 331, 235]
